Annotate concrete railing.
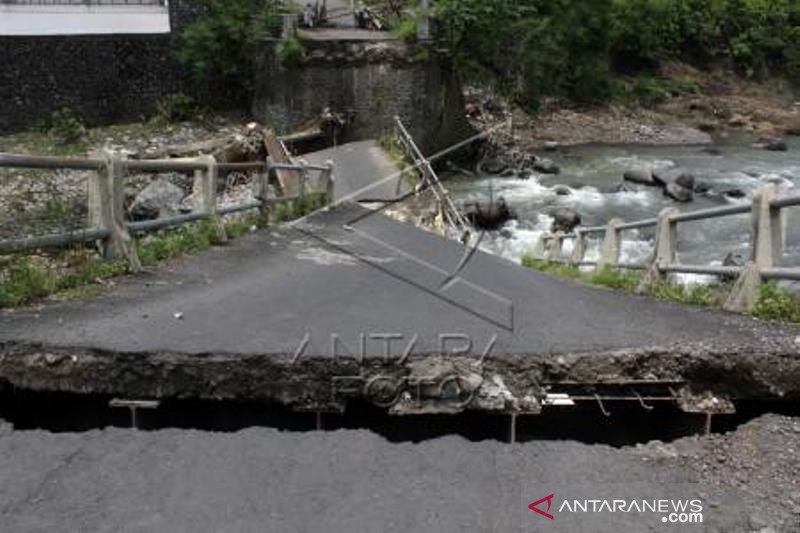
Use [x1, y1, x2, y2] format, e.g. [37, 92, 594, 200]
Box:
[0, 152, 335, 272]
[535, 183, 799, 312]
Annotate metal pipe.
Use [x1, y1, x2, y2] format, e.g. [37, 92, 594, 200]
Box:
[662, 263, 743, 276]
[761, 267, 800, 281]
[125, 159, 207, 173]
[617, 218, 658, 231]
[217, 201, 263, 216]
[0, 227, 109, 254]
[271, 162, 329, 172]
[668, 204, 750, 223]
[127, 212, 208, 233]
[0, 152, 103, 171]
[769, 194, 800, 209]
[616, 262, 648, 270]
[216, 162, 266, 172]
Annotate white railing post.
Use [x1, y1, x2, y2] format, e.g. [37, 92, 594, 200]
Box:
[724, 183, 785, 311]
[88, 151, 140, 271]
[597, 218, 623, 270]
[324, 159, 336, 205]
[639, 207, 678, 291]
[254, 158, 273, 220]
[569, 229, 587, 266]
[193, 155, 226, 242]
[546, 232, 564, 261]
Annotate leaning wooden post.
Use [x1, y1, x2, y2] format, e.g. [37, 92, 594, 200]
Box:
[324, 159, 336, 206]
[596, 218, 623, 270]
[88, 151, 140, 271]
[724, 183, 784, 312]
[193, 155, 227, 243]
[638, 207, 678, 292]
[569, 229, 587, 266]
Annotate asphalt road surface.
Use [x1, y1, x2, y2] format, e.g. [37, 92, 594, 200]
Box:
[1, 204, 797, 358]
[2, 414, 798, 532]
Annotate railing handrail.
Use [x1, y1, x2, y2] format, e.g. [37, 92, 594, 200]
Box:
[0, 151, 336, 262]
[536, 182, 798, 312]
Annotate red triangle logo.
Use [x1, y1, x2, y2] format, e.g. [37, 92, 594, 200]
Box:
[528, 494, 555, 520]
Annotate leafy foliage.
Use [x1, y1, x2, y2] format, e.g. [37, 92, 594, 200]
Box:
[156, 93, 200, 123]
[276, 35, 306, 67]
[431, 0, 800, 109]
[178, 0, 281, 103]
[751, 281, 800, 323]
[39, 108, 85, 145]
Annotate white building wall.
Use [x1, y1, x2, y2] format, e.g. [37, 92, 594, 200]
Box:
[0, 3, 171, 35]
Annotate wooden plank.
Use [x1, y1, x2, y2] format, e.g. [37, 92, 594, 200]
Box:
[264, 131, 301, 196]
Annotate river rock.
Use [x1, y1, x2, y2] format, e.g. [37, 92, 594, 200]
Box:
[533, 158, 560, 175]
[463, 198, 515, 230]
[664, 181, 694, 202]
[550, 207, 581, 233]
[755, 137, 789, 152]
[722, 251, 745, 283]
[721, 188, 747, 199]
[543, 141, 560, 152]
[552, 185, 571, 196]
[694, 182, 712, 195]
[479, 157, 508, 175]
[624, 168, 656, 186]
[130, 178, 186, 221]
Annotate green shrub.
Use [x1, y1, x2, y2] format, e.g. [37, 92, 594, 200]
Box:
[41, 108, 85, 145]
[156, 93, 199, 123]
[277, 35, 306, 67]
[392, 17, 418, 42]
[179, 0, 281, 103]
[752, 281, 800, 322]
[0, 258, 52, 307]
[650, 282, 719, 306]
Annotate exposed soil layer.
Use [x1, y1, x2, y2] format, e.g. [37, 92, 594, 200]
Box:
[1, 340, 799, 415]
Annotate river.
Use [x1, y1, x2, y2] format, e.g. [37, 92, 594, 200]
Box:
[447, 134, 800, 284]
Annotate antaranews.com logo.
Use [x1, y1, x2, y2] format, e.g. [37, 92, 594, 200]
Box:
[529, 494, 704, 525]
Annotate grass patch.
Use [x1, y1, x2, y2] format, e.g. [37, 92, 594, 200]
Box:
[751, 281, 800, 323]
[0, 195, 328, 309]
[380, 133, 421, 189]
[521, 255, 723, 309]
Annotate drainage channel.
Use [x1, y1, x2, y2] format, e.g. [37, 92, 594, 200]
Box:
[0, 390, 796, 447]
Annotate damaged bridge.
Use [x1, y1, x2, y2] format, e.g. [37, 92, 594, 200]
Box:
[1, 200, 800, 425]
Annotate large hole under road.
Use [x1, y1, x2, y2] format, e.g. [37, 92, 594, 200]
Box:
[0, 390, 796, 447]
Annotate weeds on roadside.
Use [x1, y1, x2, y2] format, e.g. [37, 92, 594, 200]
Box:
[521, 255, 724, 310]
[0, 193, 332, 309]
[751, 281, 800, 323]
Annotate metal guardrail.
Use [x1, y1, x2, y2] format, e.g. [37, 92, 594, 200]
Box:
[0, 151, 335, 271]
[536, 183, 800, 312]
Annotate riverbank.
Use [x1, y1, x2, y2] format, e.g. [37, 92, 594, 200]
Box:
[467, 64, 800, 149]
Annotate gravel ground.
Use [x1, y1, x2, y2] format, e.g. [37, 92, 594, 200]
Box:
[0, 414, 797, 532]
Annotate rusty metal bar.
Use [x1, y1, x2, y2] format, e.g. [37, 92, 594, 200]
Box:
[0, 152, 103, 171]
[0, 227, 109, 254]
[668, 204, 750, 223]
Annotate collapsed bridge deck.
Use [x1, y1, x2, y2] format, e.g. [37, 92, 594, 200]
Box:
[1, 204, 799, 413]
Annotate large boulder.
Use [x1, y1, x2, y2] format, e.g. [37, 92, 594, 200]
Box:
[129, 178, 186, 221]
[653, 168, 695, 203]
[754, 136, 789, 152]
[550, 207, 582, 233]
[463, 198, 516, 230]
[623, 168, 656, 186]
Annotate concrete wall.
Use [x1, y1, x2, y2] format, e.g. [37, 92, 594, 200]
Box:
[252, 39, 474, 155]
[0, 0, 204, 133]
